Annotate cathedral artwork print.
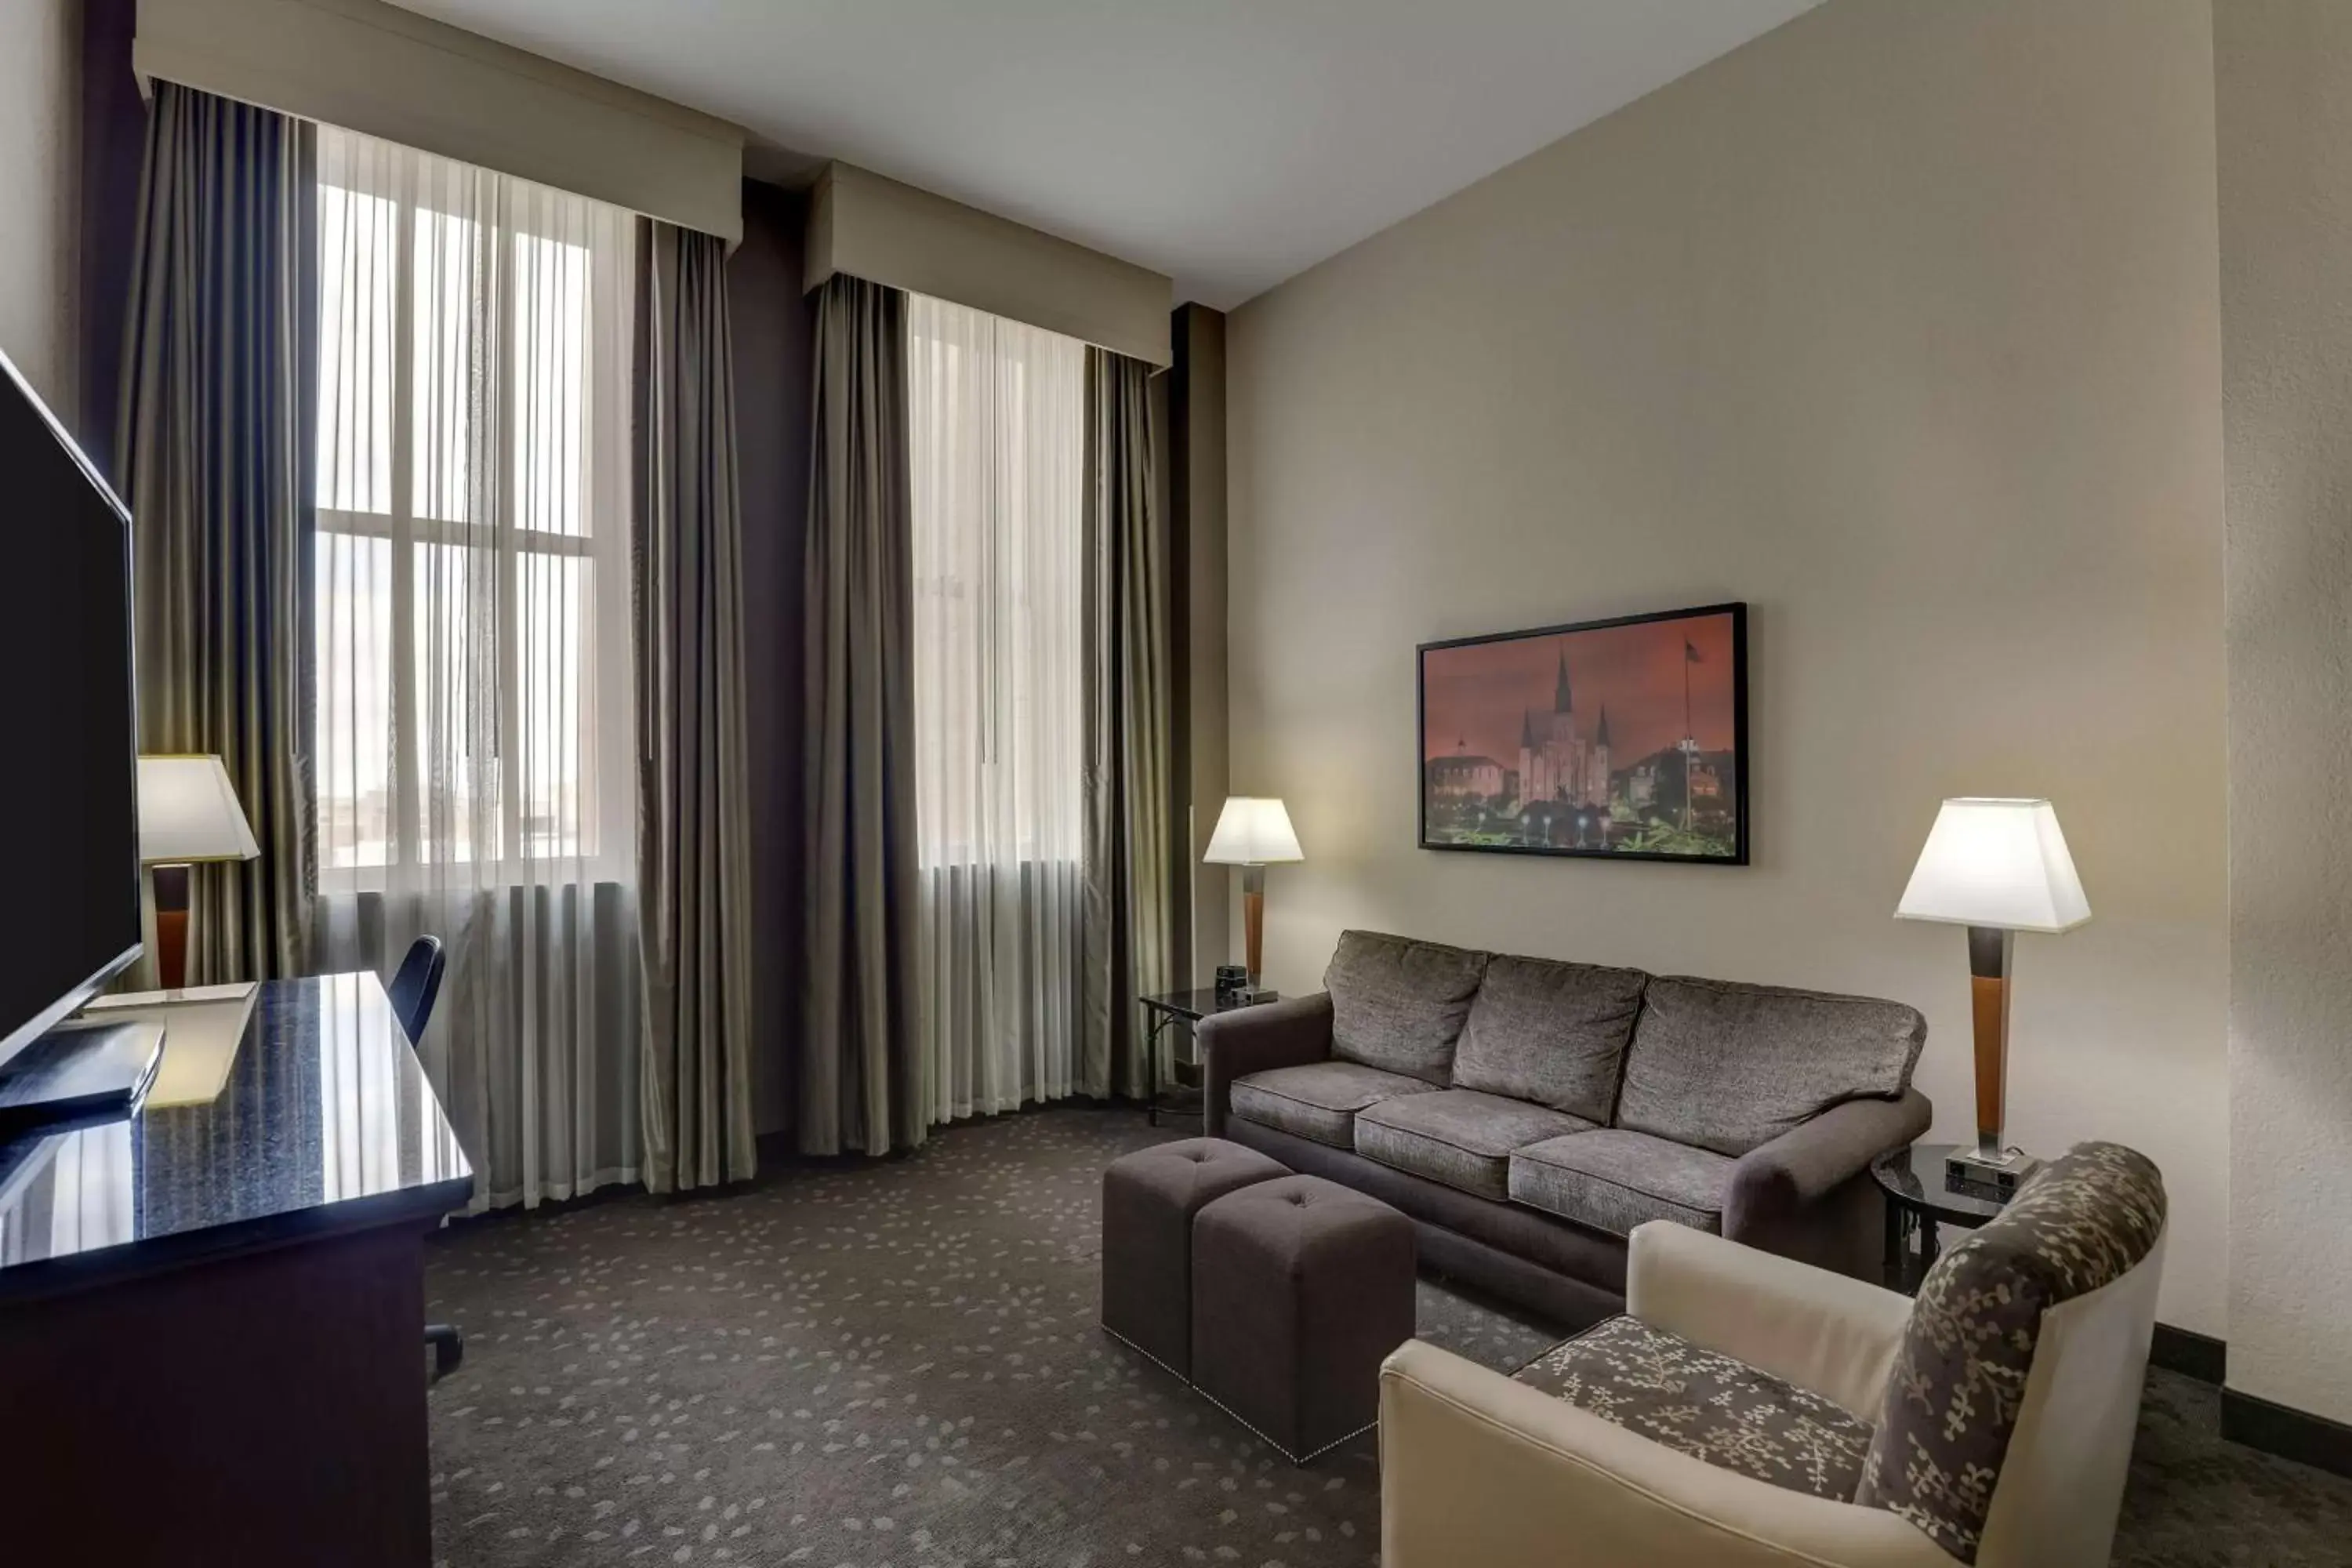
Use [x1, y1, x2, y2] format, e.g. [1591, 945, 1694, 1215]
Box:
[1419, 604, 1748, 863]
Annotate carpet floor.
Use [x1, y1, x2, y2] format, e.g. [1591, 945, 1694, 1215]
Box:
[424, 1106, 2352, 1567]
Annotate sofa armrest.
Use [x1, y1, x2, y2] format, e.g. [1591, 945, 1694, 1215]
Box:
[1380, 1339, 1947, 1568]
[1627, 1221, 1912, 1420]
[1725, 1089, 1933, 1240]
[1196, 991, 1334, 1137]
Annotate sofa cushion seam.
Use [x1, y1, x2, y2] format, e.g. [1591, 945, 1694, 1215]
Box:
[1358, 1115, 1579, 1163]
[1234, 1080, 1392, 1116]
[1509, 1156, 1723, 1217]
[1354, 1125, 1512, 1199]
[1231, 1108, 1353, 1149]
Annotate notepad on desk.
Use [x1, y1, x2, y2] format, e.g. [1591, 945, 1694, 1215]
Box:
[83, 982, 260, 1108]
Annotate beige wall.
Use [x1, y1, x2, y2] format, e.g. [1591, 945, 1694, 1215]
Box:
[1227, 0, 2230, 1332]
[0, 0, 81, 418]
[2216, 0, 2352, 1425]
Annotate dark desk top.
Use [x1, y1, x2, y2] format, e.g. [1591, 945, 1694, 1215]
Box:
[0, 974, 473, 1305]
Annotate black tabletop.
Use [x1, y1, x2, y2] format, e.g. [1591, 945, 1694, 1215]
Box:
[1138, 987, 1275, 1022]
[0, 974, 473, 1305]
[1871, 1142, 2011, 1227]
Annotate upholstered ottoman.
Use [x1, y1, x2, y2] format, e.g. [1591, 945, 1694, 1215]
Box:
[1101, 1138, 1290, 1377]
[1191, 1174, 1417, 1462]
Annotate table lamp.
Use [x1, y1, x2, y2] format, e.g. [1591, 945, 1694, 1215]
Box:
[1203, 797, 1303, 998]
[136, 755, 261, 992]
[1895, 797, 2089, 1199]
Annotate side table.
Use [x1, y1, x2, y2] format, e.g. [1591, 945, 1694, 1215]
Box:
[1137, 987, 1275, 1127]
[1870, 1142, 2012, 1294]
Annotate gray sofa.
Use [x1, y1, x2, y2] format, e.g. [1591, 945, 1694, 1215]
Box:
[1198, 930, 1933, 1327]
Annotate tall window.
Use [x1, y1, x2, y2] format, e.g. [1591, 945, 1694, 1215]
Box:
[313, 126, 635, 889]
[907, 295, 1086, 868]
[310, 125, 642, 1214]
[906, 294, 1087, 1120]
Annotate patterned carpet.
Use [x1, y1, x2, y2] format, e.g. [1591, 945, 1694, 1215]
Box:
[423, 1106, 2352, 1567]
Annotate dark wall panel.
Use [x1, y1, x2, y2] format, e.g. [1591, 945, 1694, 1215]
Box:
[728, 179, 816, 1137]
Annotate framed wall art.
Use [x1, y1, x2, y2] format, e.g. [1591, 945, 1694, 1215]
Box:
[1418, 602, 1748, 864]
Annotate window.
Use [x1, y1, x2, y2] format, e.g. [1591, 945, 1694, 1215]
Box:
[906, 293, 1087, 872]
[906, 293, 1090, 1120]
[313, 128, 634, 889]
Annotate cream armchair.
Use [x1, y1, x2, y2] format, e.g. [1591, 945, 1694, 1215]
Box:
[1381, 1142, 2166, 1568]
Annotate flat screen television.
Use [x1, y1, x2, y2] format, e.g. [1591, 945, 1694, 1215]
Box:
[0, 349, 142, 1071]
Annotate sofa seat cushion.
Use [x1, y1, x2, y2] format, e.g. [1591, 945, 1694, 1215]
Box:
[1508, 1129, 1733, 1236]
[1229, 1062, 1438, 1149]
[1515, 1315, 1874, 1502]
[1351, 1090, 1596, 1200]
[1616, 976, 1928, 1156]
[1324, 930, 1488, 1083]
[1450, 955, 1649, 1123]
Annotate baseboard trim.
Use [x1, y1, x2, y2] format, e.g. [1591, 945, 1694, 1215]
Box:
[2151, 1322, 2226, 1385]
[2221, 1387, 2352, 1479]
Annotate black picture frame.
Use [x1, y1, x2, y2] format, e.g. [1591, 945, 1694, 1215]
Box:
[1417, 601, 1749, 866]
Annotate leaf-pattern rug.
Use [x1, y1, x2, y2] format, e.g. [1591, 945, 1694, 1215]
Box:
[423, 1106, 2352, 1567]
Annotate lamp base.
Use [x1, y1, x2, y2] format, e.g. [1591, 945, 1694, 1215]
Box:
[152, 862, 192, 992]
[1240, 863, 1266, 989]
[1958, 924, 2024, 1203]
[1945, 1145, 2042, 1203]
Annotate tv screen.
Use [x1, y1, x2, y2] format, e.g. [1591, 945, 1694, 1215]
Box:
[0, 351, 141, 1067]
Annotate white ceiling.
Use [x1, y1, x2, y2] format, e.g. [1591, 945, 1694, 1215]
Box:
[387, 0, 1822, 309]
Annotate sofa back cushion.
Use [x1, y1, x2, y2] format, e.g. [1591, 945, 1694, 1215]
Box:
[1450, 956, 1650, 1122]
[1613, 976, 1926, 1156]
[1324, 930, 1487, 1083]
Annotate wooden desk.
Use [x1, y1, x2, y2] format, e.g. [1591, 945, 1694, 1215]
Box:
[0, 974, 472, 1566]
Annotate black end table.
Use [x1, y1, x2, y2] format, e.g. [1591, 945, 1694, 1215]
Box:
[1138, 987, 1276, 1127]
[1871, 1142, 2013, 1294]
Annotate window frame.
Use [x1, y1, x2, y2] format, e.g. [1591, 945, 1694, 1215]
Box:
[313, 152, 630, 895]
[905, 297, 1088, 873]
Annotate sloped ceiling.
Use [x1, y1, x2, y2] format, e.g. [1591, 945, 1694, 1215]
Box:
[388, 0, 1822, 307]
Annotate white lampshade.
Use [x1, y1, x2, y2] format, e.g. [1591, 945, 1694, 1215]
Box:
[137, 755, 261, 865]
[1895, 798, 2089, 934]
[1203, 797, 1304, 865]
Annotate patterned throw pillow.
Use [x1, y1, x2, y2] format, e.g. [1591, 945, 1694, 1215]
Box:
[1512, 1315, 1875, 1501]
[1856, 1142, 2166, 1562]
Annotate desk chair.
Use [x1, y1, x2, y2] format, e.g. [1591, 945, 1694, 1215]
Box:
[391, 936, 461, 1377]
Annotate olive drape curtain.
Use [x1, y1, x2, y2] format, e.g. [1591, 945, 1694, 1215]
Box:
[118, 81, 317, 985]
[1080, 346, 1173, 1102]
[634, 220, 760, 1193]
[800, 274, 925, 1156]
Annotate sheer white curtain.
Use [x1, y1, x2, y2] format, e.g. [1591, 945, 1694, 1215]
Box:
[907, 294, 1087, 1123]
[310, 125, 641, 1210]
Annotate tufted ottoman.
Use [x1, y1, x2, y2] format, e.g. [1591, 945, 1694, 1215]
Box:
[1101, 1137, 1291, 1377]
[1191, 1174, 1417, 1462]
